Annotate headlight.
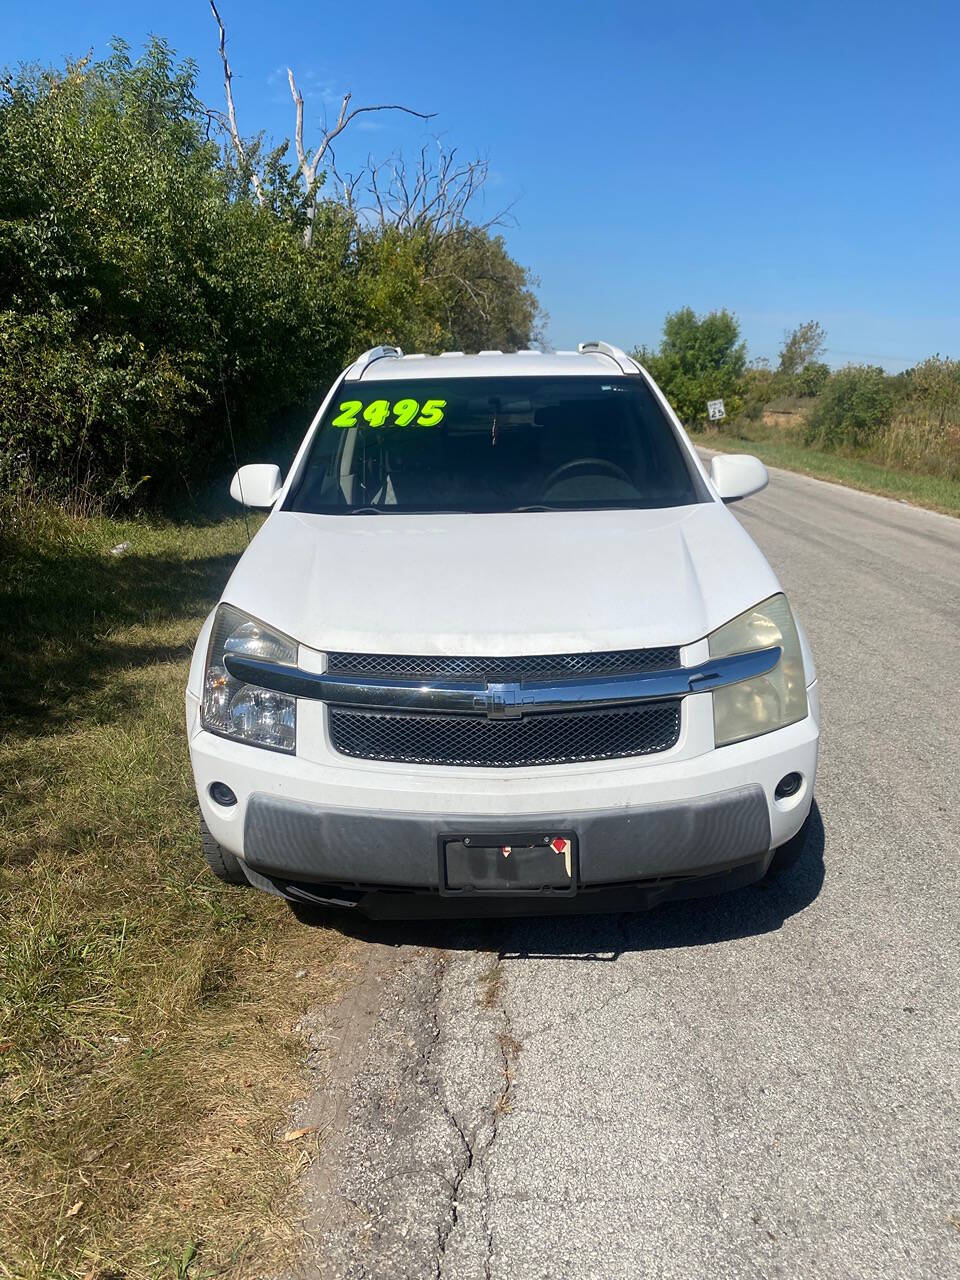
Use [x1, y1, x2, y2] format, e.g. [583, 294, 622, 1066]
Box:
[708, 593, 808, 747]
[201, 604, 297, 752]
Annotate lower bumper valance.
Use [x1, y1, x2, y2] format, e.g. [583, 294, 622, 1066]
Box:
[242, 785, 771, 888]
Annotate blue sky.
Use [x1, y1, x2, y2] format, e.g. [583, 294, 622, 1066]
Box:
[4, 0, 959, 370]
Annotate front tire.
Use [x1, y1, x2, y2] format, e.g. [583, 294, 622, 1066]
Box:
[767, 809, 812, 875]
[200, 816, 249, 887]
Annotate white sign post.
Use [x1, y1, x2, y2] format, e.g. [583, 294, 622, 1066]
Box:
[707, 398, 726, 423]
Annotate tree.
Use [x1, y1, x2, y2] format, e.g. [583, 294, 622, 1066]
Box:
[805, 365, 896, 449]
[777, 320, 826, 377]
[209, 1, 434, 247]
[204, 4, 540, 352]
[635, 308, 747, 428]
[0, 37, 540, 505]
[774, 321, 829, 399]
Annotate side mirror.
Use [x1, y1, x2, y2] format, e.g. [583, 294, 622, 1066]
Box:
[710, 453, 768, 503]
[229, 463, 283, 509]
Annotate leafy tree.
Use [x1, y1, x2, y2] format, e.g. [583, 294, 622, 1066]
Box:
[635, 308, 747, 428]
[348, 224, 539, 355]
[773, 321, 829, 399]
[777, 321, 826, 378]
[0, 39, 539, 504]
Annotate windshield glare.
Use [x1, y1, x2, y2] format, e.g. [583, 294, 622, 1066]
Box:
[285, 375, 707, 514]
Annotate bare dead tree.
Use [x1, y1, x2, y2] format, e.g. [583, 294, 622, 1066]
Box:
[285, 70, 435, 248]
[331, 142, 515, 238]
[209, 2, 266, 208]
[208, 1, 435, 245]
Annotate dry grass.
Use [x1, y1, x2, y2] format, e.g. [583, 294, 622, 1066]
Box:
[712, 420, 960, 516]
[878, 412, 960, 479]
[0, 498, 357, 1279]
[746, 386, 960, 492]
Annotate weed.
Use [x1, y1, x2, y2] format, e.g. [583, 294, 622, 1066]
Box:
[0, 501, 354, 1279]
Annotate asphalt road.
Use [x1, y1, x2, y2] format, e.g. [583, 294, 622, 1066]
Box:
[298, 465, 960, 1279]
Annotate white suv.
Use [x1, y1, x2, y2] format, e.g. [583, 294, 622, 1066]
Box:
[186, 342, 819, 916]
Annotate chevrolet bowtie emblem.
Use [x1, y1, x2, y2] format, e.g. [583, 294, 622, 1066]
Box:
[474, 681, 524, 720]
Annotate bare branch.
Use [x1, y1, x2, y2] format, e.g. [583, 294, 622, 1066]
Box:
[328, 144, 366, 212]
[284, 77, 435, 248]
[208, 9, 438, 247]
[346, 143, 512, 239]
[307, 98, 435, 177]
[209, 0, 266, 207]
[287, 68, 305, 172]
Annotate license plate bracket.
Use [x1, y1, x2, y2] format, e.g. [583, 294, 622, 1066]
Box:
[438, 832, 578, 897]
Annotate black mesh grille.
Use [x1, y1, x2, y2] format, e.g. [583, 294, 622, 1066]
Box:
[329, 703, 682, 768]
[326, 647, 681, 681]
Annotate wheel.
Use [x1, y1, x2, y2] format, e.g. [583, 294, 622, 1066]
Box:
[767, 810, 812, 875]
[200, 816, 249, 886]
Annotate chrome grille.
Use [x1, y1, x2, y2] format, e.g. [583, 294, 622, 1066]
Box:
[325, 647, 681, 681]
[329, 702, 682, 768]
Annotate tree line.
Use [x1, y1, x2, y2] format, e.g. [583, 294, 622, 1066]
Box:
[636, 310, 960, 478]
[0, 35, 540, 506]
[3, 30, 955, 509]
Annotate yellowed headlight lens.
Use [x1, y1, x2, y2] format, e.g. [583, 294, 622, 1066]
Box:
[709, 594, 808, 747]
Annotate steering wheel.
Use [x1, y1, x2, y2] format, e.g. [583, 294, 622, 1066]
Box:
[542, 457, 634, 493]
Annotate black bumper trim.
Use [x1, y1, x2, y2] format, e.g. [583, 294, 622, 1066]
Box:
[242, 785, 771, 889]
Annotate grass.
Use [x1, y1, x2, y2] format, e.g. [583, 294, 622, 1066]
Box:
[0, 498, 358, 1279]
[701, 422, 960, 517]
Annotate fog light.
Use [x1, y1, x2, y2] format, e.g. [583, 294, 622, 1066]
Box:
[209, 781, 237, 807]
[775, 772, 802, 800]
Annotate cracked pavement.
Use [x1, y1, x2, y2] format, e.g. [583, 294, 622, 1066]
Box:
[296, 466, 960, 1278]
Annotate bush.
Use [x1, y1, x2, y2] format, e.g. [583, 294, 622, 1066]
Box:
[739, 366, 775, 422]
[0, 43, 348, 501]
[637, 307, 747, 429]
[0, 41, 538, 506]
[878, 357, 960, 478]
[805, 365, 897, 449]
[906, 355, 960, 426]
[790, 359, 831, 398]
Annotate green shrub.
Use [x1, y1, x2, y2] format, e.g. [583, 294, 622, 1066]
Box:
[906, 355, 960, 426]
[790, 359, 831, 398]
[738, 366, 775, 422]
[0, 41, 538, 506]
[636, 307, 747, 429]
[805, 365, 897, 449]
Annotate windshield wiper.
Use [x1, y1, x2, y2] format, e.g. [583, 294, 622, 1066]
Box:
[509, 503, 565, 512]
[342, 506, 471, 515]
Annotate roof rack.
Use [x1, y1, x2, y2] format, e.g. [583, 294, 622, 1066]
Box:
[351, 345, 404, 376]
[577, 341, 639, 374]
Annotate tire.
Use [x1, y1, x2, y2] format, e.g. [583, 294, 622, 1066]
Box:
[200, 816, 249, 887]
[767, 810, 812, 876]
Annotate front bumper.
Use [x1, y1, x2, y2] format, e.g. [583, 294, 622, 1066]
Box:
[242, 783, 770, 887]
[188, 681, 819, 907]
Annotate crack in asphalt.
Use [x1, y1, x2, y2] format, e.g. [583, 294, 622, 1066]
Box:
[299, 940, 522, 1279]
[433, 950, 519, 1280]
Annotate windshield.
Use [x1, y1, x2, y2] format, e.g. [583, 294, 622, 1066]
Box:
[285, 375, 708, 514]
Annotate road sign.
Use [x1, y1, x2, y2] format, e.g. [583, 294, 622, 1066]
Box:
[707, 399, 726, 422]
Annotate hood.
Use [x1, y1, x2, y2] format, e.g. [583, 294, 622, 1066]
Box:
[221, 504, 780, 656]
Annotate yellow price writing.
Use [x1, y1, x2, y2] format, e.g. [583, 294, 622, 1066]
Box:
[331, 398, 447, 428]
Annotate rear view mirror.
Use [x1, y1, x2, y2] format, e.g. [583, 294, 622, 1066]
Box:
[229, 463, 283, 509]
[710, 453, 768, 503]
